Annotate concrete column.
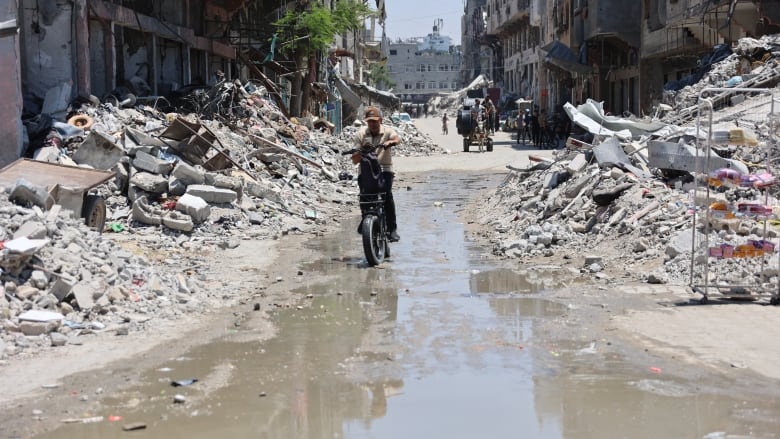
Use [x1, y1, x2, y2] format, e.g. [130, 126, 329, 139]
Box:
[74, 0, 91, 97]
[182, 44, 192, 86]
[147, 33, 159, 95]
[0, 1, 23, 167]
[103, 21, 116, 93]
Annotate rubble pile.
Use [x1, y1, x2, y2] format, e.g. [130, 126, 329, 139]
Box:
[662, 34, 780, 123]
[23, 79, 443, 238]
[1, 79, 446, 360]
[0, 190, 209, 359]
[478, 35, 780, 286]
[338, 122, 444, 157]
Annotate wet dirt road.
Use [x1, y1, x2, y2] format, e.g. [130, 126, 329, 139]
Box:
[28, 119, 780, 439]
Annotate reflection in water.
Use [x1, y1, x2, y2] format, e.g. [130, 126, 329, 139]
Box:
[471, 267, 567, 294]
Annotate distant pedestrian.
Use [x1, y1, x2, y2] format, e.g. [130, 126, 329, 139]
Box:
[442, 113, 449, 134]
[531, 109, 541, 148]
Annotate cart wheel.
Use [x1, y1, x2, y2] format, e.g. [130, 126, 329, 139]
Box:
[771, 297, 779, 306]
[463, 137, 469, 152]
[699, 296, 709, 305]
[82, 194, 107, 233]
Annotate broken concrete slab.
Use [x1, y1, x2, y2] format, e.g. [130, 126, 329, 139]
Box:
[13, 221, 48, 239]
[4, 236, 50, 254]
[49, 277, 76, 302]
[18, 309, 64, 322]
[72, 283, 96, 309]
[132, 196, 163, 225]
[72, 131, 125, 170]
[592, 183, 634, 206]
[565, 153, 588, 174]
[171, 161, 206, 185]
[132, 150, 175, 175]
[185, 184, 237, 204]
[163, 211, 195, 232]
[175, 194, 210, 223]
[9, 178, 54, 210]
[130, 171, 168, 194]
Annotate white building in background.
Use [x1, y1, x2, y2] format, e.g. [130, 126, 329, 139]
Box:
[386, 19, 461, 106]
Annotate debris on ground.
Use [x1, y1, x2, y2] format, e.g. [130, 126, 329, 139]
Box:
[2, 76, 444, 360]
[474, 34, 780, 289]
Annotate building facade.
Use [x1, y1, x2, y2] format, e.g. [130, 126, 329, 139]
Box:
[461, 0, 492, 87]
[386, 24, 462, 105]
[473, 0, 778, 117]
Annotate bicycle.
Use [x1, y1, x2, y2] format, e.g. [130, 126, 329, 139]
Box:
[359, 192, 391, 266]
[342, 148, 392, 266]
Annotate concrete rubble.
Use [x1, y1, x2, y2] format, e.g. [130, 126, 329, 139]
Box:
[2, 79, 444, 360]
[476, 34, 780, 288]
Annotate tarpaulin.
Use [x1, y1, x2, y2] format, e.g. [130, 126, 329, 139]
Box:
[540, 41, 591, 75]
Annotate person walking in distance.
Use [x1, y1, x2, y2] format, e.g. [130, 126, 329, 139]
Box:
[517, 109, 531, 144]
[354, 106, 401, 242]
[441, 112, 449, 134]
[531, 109, 541, 148]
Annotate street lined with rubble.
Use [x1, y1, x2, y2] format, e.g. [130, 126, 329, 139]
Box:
[3, 34, 780, 438]
[2, 108, 780, 437]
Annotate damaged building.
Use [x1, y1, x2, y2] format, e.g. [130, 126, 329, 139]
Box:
[1, 0, 395, 168]
[473, 0, 779, 117]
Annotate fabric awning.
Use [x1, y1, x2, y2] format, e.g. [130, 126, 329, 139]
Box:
[541, 41, 591, 75]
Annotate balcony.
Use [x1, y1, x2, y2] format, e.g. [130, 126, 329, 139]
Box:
[486, 0, 530, 36]
[584, 0, 641, 47]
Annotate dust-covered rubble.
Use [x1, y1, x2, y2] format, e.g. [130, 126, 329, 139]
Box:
[1, 79, 445, 361]
[474, 35, 780, 292]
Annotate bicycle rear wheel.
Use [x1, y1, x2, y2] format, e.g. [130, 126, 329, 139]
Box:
[361, 215, 386, 266]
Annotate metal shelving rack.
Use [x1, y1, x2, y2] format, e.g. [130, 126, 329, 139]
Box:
[689, 87, 780, 304]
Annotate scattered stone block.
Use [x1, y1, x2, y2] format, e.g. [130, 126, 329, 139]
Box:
[175, 194, 211, 223]
[15, 285, 41, 300]
[133, 150, 174, 175]
[50, 332, 68, 346]
[171, 162, 206, 185]
[565, 154, 588, 174]
[185, 184, 237, 204]
[13, 221, 48, 240]
[9, 179, 54, 210]
[72, 283, 96, 309]
[130, 171, 168, 194]
[163, 211, 195, 232]
[49, 278, 76, 302]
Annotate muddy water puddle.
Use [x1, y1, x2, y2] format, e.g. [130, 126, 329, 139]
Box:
[32, 172, 780, 439]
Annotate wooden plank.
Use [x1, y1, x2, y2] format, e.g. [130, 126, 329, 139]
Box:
[0, 159, 114, 190]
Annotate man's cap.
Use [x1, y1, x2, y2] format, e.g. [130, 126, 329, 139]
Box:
[364, 106, 382, 121]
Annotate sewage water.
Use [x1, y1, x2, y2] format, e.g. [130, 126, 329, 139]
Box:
[32, 173, 780, 439]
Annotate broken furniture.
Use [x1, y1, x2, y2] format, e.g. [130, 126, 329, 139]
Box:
[689, 88, 780, 304]
[0, 159, 114, 232]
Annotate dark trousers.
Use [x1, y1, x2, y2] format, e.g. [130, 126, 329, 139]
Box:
[383, 172, 397, 232]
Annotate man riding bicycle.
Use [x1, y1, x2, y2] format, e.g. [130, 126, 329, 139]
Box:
[353, 106, 401, 242]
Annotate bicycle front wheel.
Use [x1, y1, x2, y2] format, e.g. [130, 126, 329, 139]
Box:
[361, 215, 386, 266]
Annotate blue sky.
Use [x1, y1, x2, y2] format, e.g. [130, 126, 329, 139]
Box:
[383, 0, 463, 45]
